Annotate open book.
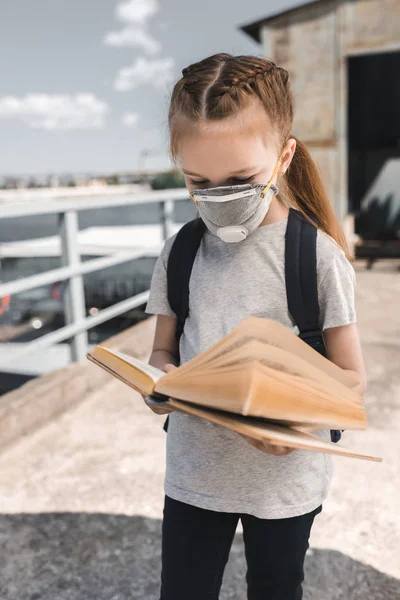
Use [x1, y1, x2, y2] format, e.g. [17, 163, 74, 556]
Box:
[87, 317, 381, 462]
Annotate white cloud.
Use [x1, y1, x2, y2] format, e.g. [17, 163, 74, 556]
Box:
[105, 0, 174, 90]
[114, 57, 175, 92]
[104, 26, 160, 54]
[116, 0, 159, 25]
[122, 112, 139, 127]
[0, 94, 109, 130]
[104, 0, 161, 55]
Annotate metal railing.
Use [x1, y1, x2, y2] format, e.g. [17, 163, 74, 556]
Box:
[0, 187, 190, 368]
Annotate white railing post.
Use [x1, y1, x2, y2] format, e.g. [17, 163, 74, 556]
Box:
[0, 188, 190, 371]
[159, 199, 174, 240]
[59, 210, 88, 362]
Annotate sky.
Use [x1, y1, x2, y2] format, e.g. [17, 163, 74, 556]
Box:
[0, 0, 301, 175]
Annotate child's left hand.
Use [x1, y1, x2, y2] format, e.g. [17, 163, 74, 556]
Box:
[240, 434, 295, 456]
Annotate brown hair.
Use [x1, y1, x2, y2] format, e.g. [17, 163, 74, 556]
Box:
[168, 53, 350, 258]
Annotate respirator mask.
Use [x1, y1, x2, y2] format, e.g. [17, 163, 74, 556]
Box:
[190, 152, 283, 243]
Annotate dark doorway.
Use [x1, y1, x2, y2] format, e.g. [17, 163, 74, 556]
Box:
[347, 51, 400, 239]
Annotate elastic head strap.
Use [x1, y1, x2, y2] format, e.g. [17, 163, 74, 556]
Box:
[260, 147, 286, 199]
[190, 145, 286, 203]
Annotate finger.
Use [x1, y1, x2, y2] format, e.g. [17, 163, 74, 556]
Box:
[273, 446, 294, 455]
[239, 434, 254, 444]
[241, 435, 264, 451]
[243, 436, 283, 454]
[262, 439, 280, 451]
[252, 439, 281, 454]
[152, 406, 174, 415]
[262, 441, 293, 455]
[163, 363, 178, 373]
[240, 435, 292, 455]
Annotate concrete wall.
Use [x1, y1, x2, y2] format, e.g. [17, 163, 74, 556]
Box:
[0, 317, 156, 452]
[261, 0, 400, 221]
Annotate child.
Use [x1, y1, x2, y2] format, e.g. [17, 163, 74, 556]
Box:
[145, 54, 367, 600]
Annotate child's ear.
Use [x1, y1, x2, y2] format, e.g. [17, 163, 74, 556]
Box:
[281, 138, 297, 174]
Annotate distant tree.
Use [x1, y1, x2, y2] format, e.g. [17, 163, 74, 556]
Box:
[106, 174, 120, 186]
[150, 169, 186, 190]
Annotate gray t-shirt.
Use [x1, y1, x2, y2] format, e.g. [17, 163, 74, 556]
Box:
[145, 218, 357, 519]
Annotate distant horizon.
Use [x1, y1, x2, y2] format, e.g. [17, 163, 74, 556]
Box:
[0, 166, 174, 179]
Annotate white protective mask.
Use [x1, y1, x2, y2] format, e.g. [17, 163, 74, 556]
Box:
[190, 154, 283, 243]
[191, 182, 278, 243]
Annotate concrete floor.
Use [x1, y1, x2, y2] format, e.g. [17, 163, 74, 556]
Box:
[0, 260, 399, 599]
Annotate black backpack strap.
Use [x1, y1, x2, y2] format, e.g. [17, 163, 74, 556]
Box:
[285, 208, 342, 443]
[163, 218, 206, 434]
[167, 218, 206, 343]
[285, 208, 325, 356]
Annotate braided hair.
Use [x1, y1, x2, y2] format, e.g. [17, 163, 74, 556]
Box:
[168, 53, 349, 258]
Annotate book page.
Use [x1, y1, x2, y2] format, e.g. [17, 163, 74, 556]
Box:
[156, 361, 367, 430]
[168, 399, 381, 462]
[161, 317, 359, 389]
[110, 350, 164, 382]
[88, 346, 164, 397]
[189, 340, 362, 406]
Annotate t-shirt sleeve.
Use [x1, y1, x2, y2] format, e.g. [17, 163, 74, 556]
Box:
[317, 231, 357, 331]
[145, 235, 176, 317]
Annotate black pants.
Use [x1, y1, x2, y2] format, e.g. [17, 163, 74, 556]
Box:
[160, 495, 322, 600]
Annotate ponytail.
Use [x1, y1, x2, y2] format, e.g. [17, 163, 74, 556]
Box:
[284, 138, 351, 260]
[167, 53, 351, 259]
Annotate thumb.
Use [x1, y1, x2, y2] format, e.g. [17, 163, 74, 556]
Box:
[163, 363, 178, 374]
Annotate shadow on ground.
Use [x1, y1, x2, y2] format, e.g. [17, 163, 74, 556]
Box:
[1, 513, 399, 600]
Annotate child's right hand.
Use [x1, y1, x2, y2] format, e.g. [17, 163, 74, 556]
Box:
[143, 363, 177, 415]
[240, 434, 295, 456]
[145, 401, 174, 416]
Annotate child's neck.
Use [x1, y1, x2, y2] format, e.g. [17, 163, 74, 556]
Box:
[259, 199, 289, 228]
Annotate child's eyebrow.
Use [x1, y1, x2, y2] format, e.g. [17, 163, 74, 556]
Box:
[183, 166, 261, 177]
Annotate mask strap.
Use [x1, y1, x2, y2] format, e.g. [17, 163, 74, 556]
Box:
[260, 148, 286, 199]
[190, 145, 286, 203]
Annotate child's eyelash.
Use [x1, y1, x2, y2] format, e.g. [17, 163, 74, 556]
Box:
[189, 176, 256, 187]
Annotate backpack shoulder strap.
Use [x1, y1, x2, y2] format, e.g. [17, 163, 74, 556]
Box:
[285, 208, 326, 357]
[163, 218, 205, 435]
[285, 209, 342, 443]
[167, 218, 206, 342]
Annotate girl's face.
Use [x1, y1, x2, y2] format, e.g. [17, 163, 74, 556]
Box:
[177, 105, 296, 192]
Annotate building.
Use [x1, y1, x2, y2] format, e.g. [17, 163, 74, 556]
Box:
[241, 0, 400, 237]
